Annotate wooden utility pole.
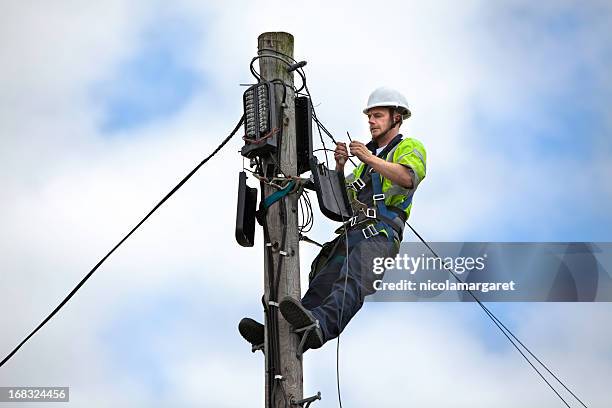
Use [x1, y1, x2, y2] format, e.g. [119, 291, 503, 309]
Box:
[258, 32, 303, 407]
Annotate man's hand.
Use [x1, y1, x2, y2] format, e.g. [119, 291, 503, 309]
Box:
[334, 142, 348, 171]
[349, 141, 373, 164]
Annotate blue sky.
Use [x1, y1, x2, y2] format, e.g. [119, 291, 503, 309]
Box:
[1, 1, 611, 407]
[95, 17, 203, 132]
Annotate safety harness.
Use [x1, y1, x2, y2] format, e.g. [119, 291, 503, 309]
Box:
[345, 134, 412, 241]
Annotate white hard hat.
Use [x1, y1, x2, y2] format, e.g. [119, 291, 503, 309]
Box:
[363, 87, 411, 120]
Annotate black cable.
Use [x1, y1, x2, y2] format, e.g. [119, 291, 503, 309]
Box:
[300, 191, 314, 234]
[298, 194, 308, 234]
[270, 79, 288, 104]
[250, 54, 306, 93]
[312, 148, 356, 158]
[311, 119, 351, 408]
[0, 115, 245, 369]
[297, 189, 313, 234]
[260, 177, 292, 408]
[305, 79, 359, 408]
[312, 115, 340, 145]
[257, 48, 307, 95]
[483, 307, 588, 408]
[275, 100, 287, 177]
[260, 181, 279, 408]
[268, 151, 287, 178]
[311, 108, 357, 167]
[314, 116, 331, 165]
[258, 47, 297, 62]
[261, 187, 274, 407]
[298, 194, 305, 232]
[404, 222, 588, 408]
[299, 66, 352, 408]
[273, 202, 292, 408]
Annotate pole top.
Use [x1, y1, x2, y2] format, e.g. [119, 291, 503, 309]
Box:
[258, 32, 294, 58]
[258, 32, 294, 42]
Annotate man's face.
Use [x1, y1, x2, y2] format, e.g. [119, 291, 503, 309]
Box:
[367, 107, 396, 139]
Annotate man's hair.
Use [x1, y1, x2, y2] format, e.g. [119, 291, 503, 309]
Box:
[388, 107, 403, 128]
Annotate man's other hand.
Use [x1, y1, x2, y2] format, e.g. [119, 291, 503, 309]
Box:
[334, 142, 348, 170]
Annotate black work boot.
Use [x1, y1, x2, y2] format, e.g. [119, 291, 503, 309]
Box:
[279, 296, 324, 351]
[238, 317, 264, 352]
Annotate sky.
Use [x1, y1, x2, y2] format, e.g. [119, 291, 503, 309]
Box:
[1, 0, 611, 407]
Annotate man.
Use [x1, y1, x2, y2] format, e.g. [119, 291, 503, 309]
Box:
[239, 87, 427, 353]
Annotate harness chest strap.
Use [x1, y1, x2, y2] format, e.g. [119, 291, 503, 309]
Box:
[370, 171, 410, 237]
[345, 172, 410, 239]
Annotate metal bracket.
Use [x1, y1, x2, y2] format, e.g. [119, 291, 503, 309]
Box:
[292, 392, 322, 408]
[350, 178, 366, 191]
[362, 224, 379, 239]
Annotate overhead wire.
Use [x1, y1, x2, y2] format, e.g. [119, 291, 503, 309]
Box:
[0, 115, 245, 368]
[404, 222, 589, 408]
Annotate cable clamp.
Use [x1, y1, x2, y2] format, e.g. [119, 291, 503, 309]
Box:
[279, 250, 288, 256]
[274, 374, 284, 380]
[362, 224, 379, 239]
[373, 193, 385, 201]
[268, 301, 280, 307]
[266, 242, 273, 247]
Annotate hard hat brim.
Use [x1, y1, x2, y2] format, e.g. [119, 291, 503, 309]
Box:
[363, 103, 411, 120]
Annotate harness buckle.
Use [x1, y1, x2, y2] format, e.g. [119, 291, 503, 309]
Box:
[351, 178, 366, 191]
[373, 193, 385, 201]
[365, 208, 377, 219]
[349, 216, 358, 227]
[362, 224, 379, 239]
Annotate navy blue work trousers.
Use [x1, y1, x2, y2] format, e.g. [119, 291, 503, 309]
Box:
[301, 223, 399, 343]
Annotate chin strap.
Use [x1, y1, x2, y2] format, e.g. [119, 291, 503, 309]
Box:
[371, 118, 402, 146]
